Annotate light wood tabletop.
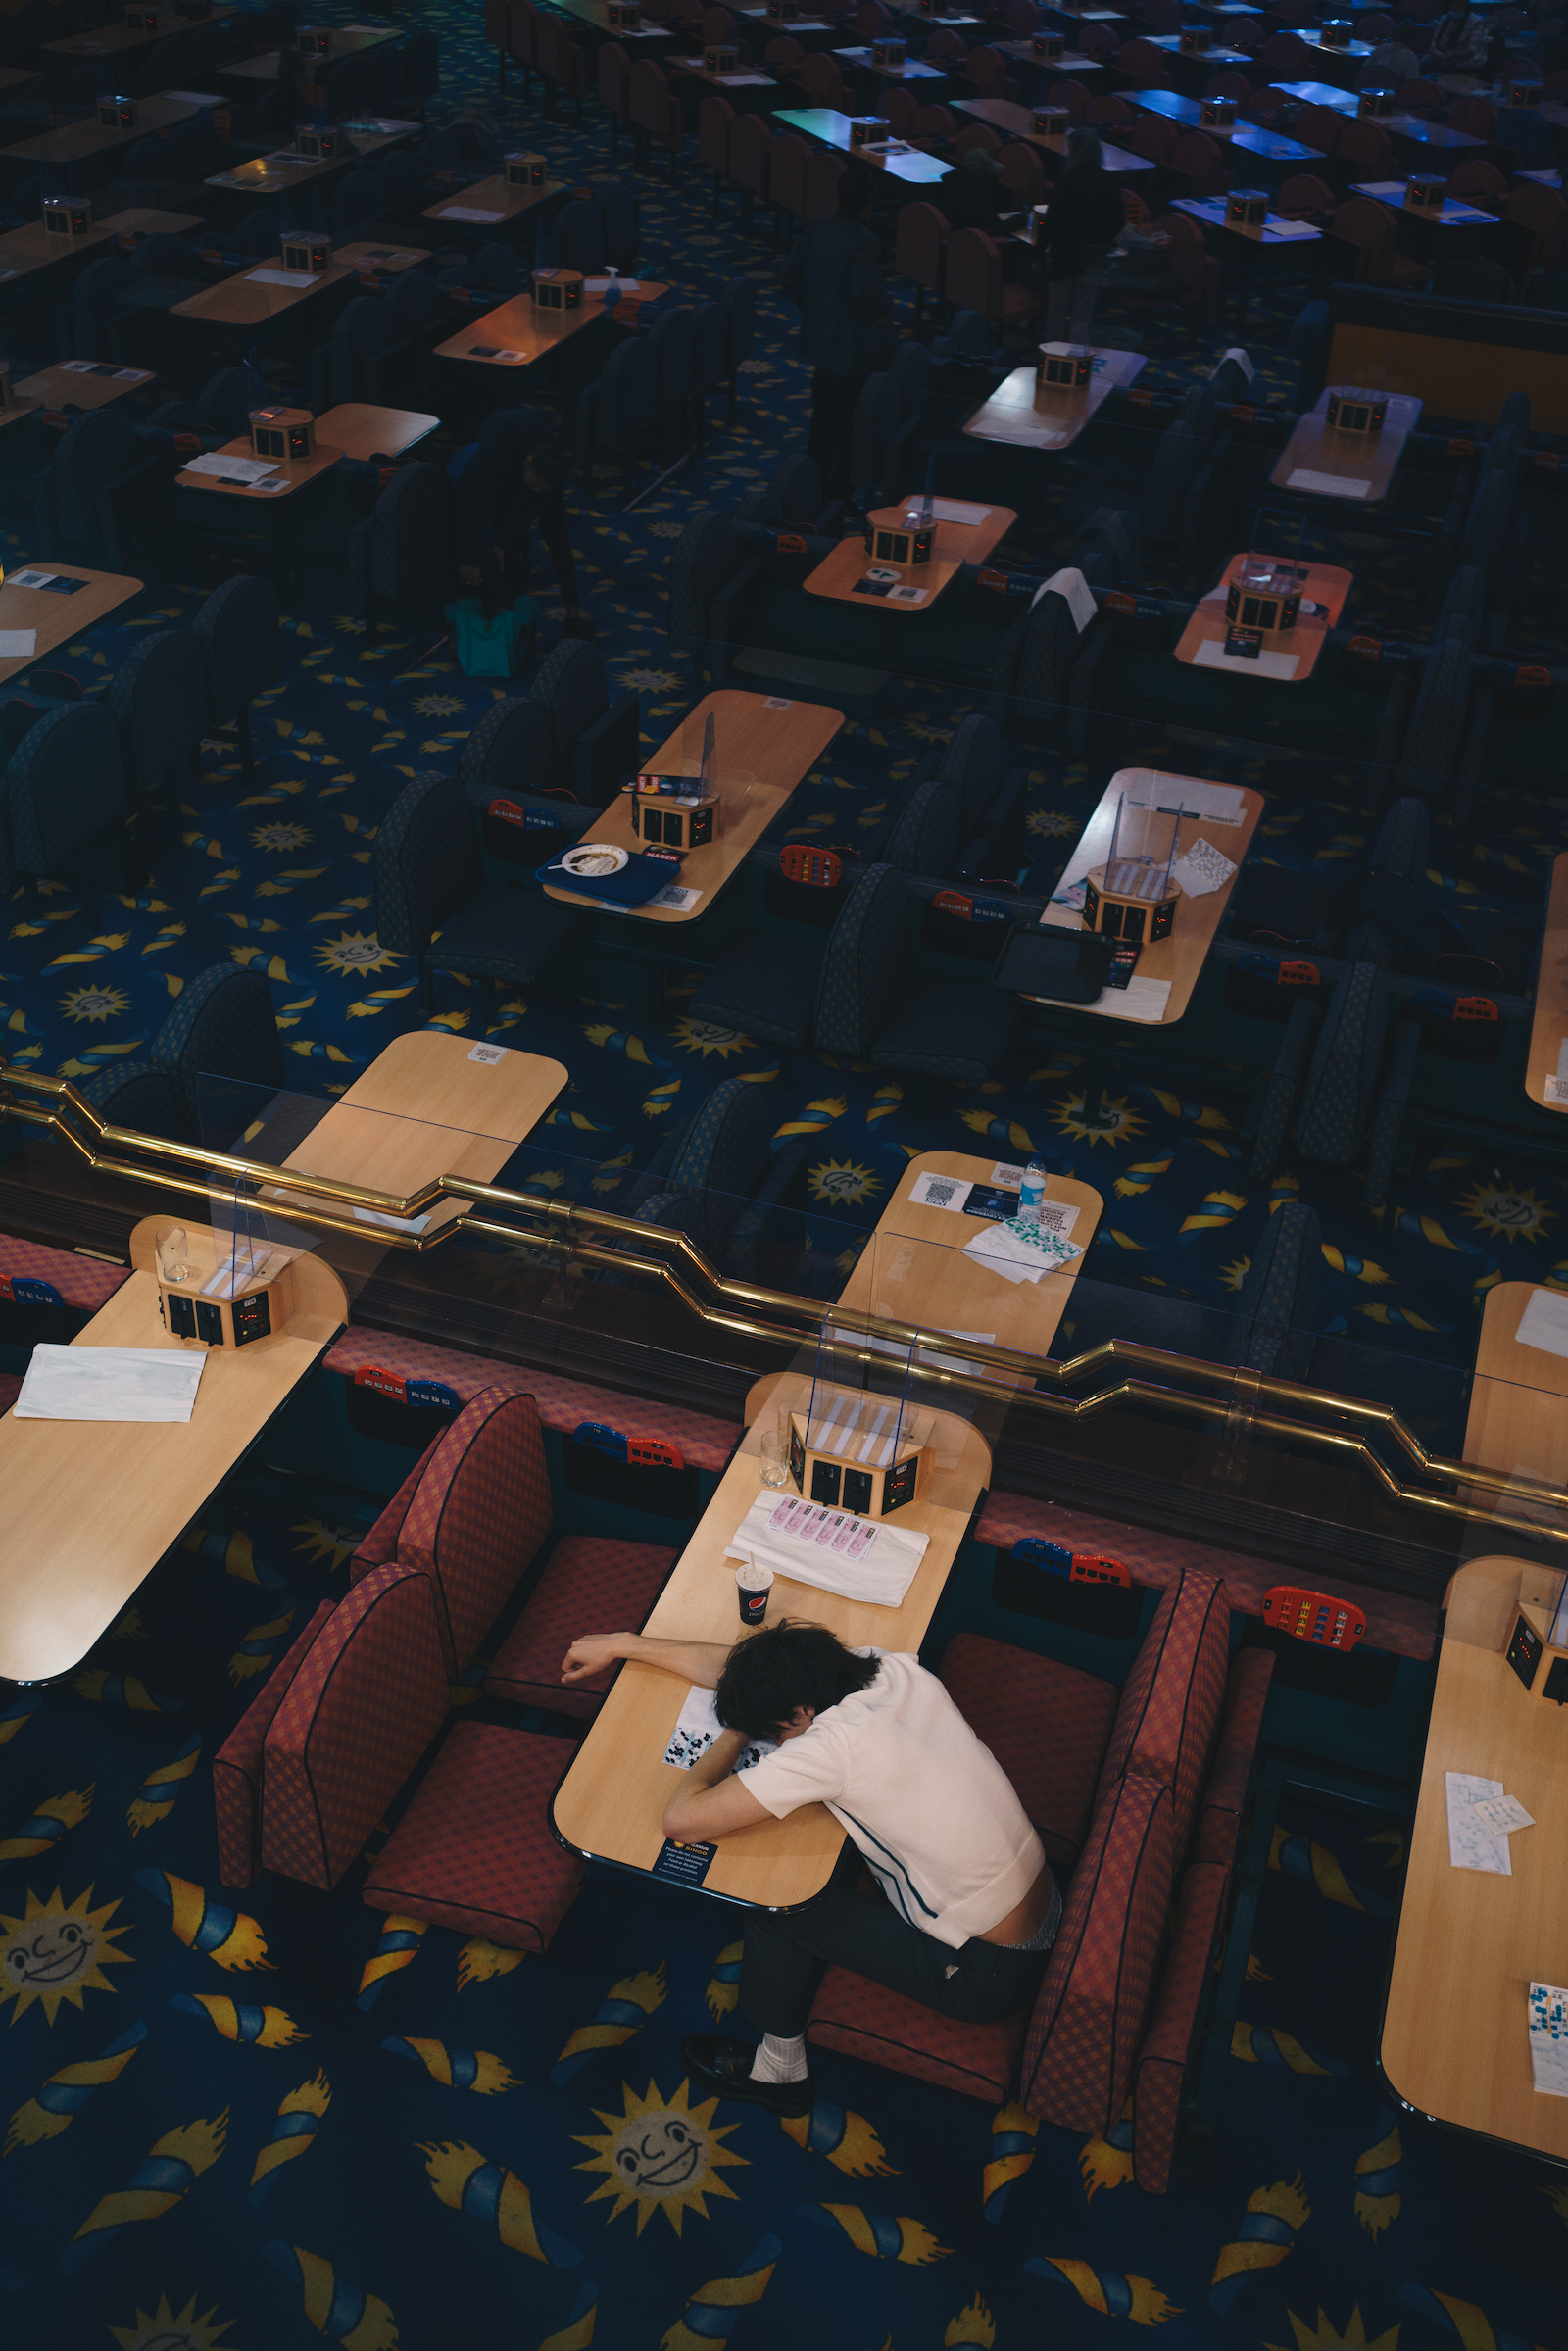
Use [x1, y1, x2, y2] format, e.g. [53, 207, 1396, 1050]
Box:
[1172, 194, 1324, 248]
[172, 253, 356, 324]
[1149, 28, 1250, 59]
[422, 172, 568, 227]
[434, 277, 669, 368]
[831, 42, 948, 76]
[222, 24, 401, 78]
[1526, 855, 1568, 1117]
[0, 1219, 348, 1684]
[1126, 87, 1325, 162]
[550, 1405, 995, 1905]
[541, 689, 845, 925]
[0, 206, 202, 285]
[773, 107, 953, 181]
[0, 64, 40, 86]
[336, 240, 431, 274]
[1174, 555, 1353, 684]
[953, 96, 1151, 170]
[1349, 179, 1500, 229]
[669, 57, 781, 88]
[1463, 1283, 1568, 1502]
[1380, 1551, 1568, 2162]
[4, 90, 220, 164]
[174, 403, 437, 498]
[963, 346, 1147, 452]
[0, 565, 142, 688]
[0, 360, 154, 430]
[836, 1150, 1103, 1364]
[42, 11, 236, 58]
[805, 497, 1015, 612]
[175, 431, 346, 500]
[1032, 768, 1263, 1025]
[1271, 389, 1423, 504]
[205, 122, 416, 194]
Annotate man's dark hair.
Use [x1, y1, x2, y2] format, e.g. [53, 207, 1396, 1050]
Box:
[837, 169, 875, 220]
[715, 1620, 880, 1742]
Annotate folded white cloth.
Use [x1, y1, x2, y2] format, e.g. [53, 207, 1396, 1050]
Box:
[724, 1493, 928, 1608]
[961, 1219, 1083, 1287]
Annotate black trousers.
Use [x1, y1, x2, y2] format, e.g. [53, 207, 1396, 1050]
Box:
[739, 1840, 1054, 2040]
[807, 368, 866, 503]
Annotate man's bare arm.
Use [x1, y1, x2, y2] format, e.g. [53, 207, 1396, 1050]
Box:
[561, 1632, 733, 1690]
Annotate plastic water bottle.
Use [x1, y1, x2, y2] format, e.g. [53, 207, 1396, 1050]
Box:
[1019, 1158, 1047, 1226]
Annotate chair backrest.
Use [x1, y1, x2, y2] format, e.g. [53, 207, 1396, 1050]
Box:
[952, 122, 1002, 162]
[1125, 116, 1174, 163]
[884, 778, 962, 877]
[1170, 128, 1224, 193]
[1446, 93, 1495, 136]
[941, 225, 1003, 318]
[1047, 74, 1091, 118]
[813, 863, 908, 1053]
[404, 25, 440, 97]
[909, 102, 956, 143]
[460, 694, 555, 802]
[797, 50, 845, 105]
[1113, 34, 1168, 82]
[6, 703, 125, 877]
[895, 198, 950, 288]
[764, 33, 804, 71]
[1329, 197, 1395, 280]
[769, 130, 808, 219]
[109, 629, 210, 794]
[767, 451, 826, 526]
[374, 769, 482, 958]
[699, 90, 735, 170]
[728, 111, 773, 195]
[1230, 1200, 1322, 1377]
[1492, 107, 1553, 163]
[849, 368, 901, 497]
[192, 573, 282, 726]
[883, 83, 917, 135]
[260, 1561, 450, 1890]
[351, 1388, 553, 1676]
[1446, 157, 1507, 200]
[600, 35, 631, 110]
[1295, 961, 1392, 1165]
[668, 511, 743, 651]
[1505, 182, 1568, 272]
[804, 148, 846, 220]
[966, 43, 1009, 93]
[1334, 116, 1393, 174]
[935, 710, 1004, 835]
[368, 460, 451, 596]
[153, 962, 286, 1123]
[1096, 1569, 1231, 1853]
[670, 1073, 773, 1199]
[1276, 173, 1335, 218]
[629, 54, 673, 130]
[596, 178, 640, 271]
[532, 639, 611, 763]
[553, 197, 606, 273]
[1086, 92, 1137, 124]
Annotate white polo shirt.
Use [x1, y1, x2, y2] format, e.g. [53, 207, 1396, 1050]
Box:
[737, 1649, 1045, 1950]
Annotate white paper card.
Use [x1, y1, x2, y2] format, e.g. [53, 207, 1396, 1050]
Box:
[0, 629, 36, 657]
[467, 1043, 508, 1064]
[246, 268, 317, 287]
[887, 584, 927, 604]
[1194, 639, 1301, 679]
[1517, 1287, 1568, 1360]
[440, 205, 507, 222]
[910, 1168, 972, 1212]
[931, 499, 991, 522]
[7, 570, 53, 588]
[353, 1205, 434, 1234]
[1092, 974, 1173, 1022]
[1122, 776, 1244, 826]
[1171, 836, 1239, 898]
[1446, 1771, 1510, 1873]
[15, 1345, 206, 1423]
[726, 1492, 929, 1608]
[1470, 1793, 1535, 1837]
[1035, 1200, 1079, 1238]
[764, 697, 793, 710]
[1531, 1984, 1568, 2095]
[181, 453, 279, 482]
[1288, 468, 1371, 498]
[663, 1685, 774, 1772]
[1034, 564, 1097, 632]
[1545, 1077, 1568, 1105]
[650, 884, 702, 911]
[991, 1163, 1024, 1188]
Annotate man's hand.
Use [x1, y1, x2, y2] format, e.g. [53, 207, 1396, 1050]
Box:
[561, 1633, 630, 1685]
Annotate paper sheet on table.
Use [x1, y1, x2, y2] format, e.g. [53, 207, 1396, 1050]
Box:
[1470, 1792, 1535, 1837]
[1288, 468, 1371, 498]
[1446, 1771, 1510, 1873]
[353, 1205, 434, 1234]
[909, 1168, 972, 1212]
[825, 1322, 996, 1378]
[246, 267, 318, 286]
[0, 629, 36, 657]
[1265, 218, 1320, 238]
[584, 277, 643, 294]
[1194, 639, 1300, 679]
[14, 1344, 207, 1423]
[1086, 974, 1173, 1022]
[1530, 1984, 1568, 2096]
[1171, 836, 1238, 897]
[931, 499, 991, 522]
[438, 205, 507, 221]
[962, 1219, 1082, 1287]
[1516, 1287, 1568, 1360]
[180, 453, 279, 483]
[663, 1685, 775, 1771]
[724, 1493, 928, 1608]
[650, 884, 702, 911]
[1121, 776, 1243, 825]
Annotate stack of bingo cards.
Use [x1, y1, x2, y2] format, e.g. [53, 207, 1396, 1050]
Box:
[1529, 1984, 1568, 2095]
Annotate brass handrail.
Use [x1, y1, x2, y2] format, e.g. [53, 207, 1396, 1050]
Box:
[5, 1058, 1562, 1544]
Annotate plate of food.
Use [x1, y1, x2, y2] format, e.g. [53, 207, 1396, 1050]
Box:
[561, 843, 630, 879]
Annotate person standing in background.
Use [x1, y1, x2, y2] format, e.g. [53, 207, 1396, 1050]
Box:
[780, 169, 893, 502]
[1030, 127, 1125, 343]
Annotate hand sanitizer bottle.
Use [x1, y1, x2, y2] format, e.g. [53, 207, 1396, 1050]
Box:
[1019, 1159, 1046, 1226]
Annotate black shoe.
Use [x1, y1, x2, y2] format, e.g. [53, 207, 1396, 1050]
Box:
[679, 2033, 813, 2118]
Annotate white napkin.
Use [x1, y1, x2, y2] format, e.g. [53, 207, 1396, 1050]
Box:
[725, 1493, 928, 1608]
[962, 1219, 1083, 1287]
[15, 1345, 206, 1423]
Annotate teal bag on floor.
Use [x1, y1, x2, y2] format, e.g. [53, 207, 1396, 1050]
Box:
[444, 595, 536, 678]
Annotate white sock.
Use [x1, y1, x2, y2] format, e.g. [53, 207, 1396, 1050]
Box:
[749, 2033, 808, 2084]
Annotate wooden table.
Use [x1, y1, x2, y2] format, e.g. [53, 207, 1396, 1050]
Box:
[222, 25, 402, 79]
[1128, 87, 1325, 165]
[962, 345, 1147, 452]
[832, 43, 948, 78]
[172, 252, 358, 326]
[0, 208, 202, 287]
[1174, 555, 1352, 684]
[173, 402, 435, 500]
[952, 96, 1151, 171]
[434, 279, 668, 371]
[205, 122, 416, 195]
[1148, 30, 1250, 62]
[1526, 856, 1568, 1119]
[542, 690, 844, 926]
[1270, 389, 1423, 504]
[422, 173, 568, 230]
[335, 240, 431, 275]
[774, 106, 952, 181]
[1030, 769, 1264, 1029]
[837, 1150, 1102, 1363]
[1173, 194, 1324, 250]
[669, 58, 780, 91]
[804, 496, 1014, 612]
[0, 1219, 348, 1684]
[1380, 1551, 1568, 2164]
[1464, 1284, 1568, 1496]
[1275, 82, 1486, 149]
[3, 91, 220, 165]
[0, 360, 154, 430]
[550, 1405, 995, 1905]
[42, 11, 236, 59]
[0, 64, 40, 88]
[0, 565, 142, 689]
[993, 39, 1102, 67]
